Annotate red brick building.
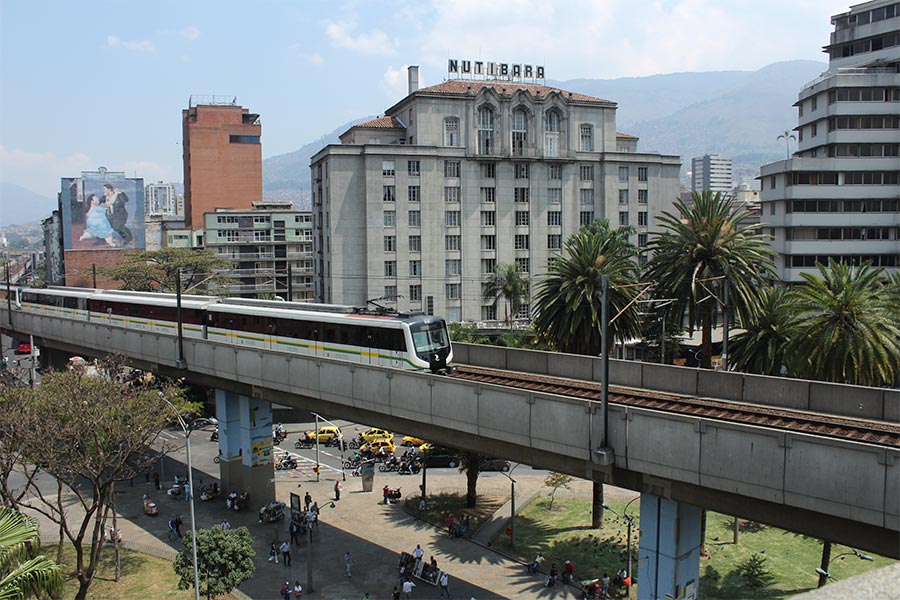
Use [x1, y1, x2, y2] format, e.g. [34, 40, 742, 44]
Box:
[182, 97, 262, 228]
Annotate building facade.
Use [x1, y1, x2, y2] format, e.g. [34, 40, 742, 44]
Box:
[759, 0, 899, 281]
[182, 97, 262, 228]
[311, 67, 681, 321]
[691, 154, 733, 194]
[145, 182, 182, 217]
[203, 201, 314, 299]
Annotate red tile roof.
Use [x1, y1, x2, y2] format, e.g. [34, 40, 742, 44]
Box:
[354, 116, 406, 129]
[616, 132, 638, 139]
[418, 80, 613, 104]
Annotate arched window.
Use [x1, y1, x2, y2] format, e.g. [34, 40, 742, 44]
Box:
[478, 107, 494, 155]
[512, 108, 527, 156]
[444, 117, 459, 147]
[545, 109, 561, 157]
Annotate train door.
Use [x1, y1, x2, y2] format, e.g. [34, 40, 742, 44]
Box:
[364, 328, 374, 366]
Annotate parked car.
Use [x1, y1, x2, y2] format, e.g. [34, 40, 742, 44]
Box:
[360, 428, 394, 444]
[480, 458, 511, 472]
[401, 435, 426, 447]
[422, 448, 461, 468]
[305, 426, 342, 444]
[188, 416, 218, 430]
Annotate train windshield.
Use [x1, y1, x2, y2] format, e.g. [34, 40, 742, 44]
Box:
[410, 321, 449, 353]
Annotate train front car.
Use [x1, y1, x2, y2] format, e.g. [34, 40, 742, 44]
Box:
[407, 316, 454, 374]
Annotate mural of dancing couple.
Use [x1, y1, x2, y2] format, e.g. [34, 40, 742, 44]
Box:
[62, 169, 146, 251]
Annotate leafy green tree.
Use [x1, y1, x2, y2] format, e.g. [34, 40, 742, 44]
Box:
[645, 191, 775, 369]
[482, 263, 530, 331]
[533, 220, 642, 356]
[0, 507, 64, 599]
[174, 526, 256, 600]
[543, 472, 574, 511]
[729, 287, 796, 376]
[736, 553, 774, 599]
[100, 247, 232, 293]
[788, 260, 900, 386]
[448, 322, 491, 344]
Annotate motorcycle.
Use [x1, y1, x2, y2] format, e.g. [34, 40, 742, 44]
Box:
[294, 437, 314, 450]
[385, 487, 402, 501]
[273, 428, 287, 444]
[258, 501, 286, 523]
[348, 435, 363, 449]
[378, 460, 399, 473]
[398, 461, 421, 475]
[210, 428, 219, 442]
[275, 454, 298, 470]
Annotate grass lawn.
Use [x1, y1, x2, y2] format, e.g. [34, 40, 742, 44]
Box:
[491, 497, 895, 599]
[52, 543, 241, 599]
[403, 491, 507, 533]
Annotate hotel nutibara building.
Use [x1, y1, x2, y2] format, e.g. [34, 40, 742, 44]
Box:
[311, 66, 681, 322]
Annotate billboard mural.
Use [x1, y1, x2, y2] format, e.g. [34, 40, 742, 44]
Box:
[61, 168, 145, 250]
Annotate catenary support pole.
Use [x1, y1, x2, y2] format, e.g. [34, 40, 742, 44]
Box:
[600, 274, 610, 447]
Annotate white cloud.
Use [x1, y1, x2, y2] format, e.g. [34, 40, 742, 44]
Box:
[411, 0, 849, 80]
[0, 146, 95, 197]
[289, 45, 324, 66]
[324, 21, 397, 56]
[106, 35, 155, 53]
[178, 26, 201, 42]
[380, 65, 410, 99]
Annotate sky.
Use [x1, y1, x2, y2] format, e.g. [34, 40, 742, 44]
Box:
[0, 0, 853, 198]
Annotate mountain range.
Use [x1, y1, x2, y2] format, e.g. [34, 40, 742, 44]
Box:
[261, 59, 826, 205]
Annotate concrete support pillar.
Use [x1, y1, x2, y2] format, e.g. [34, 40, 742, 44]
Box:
[215, 389, 275, 505]
[637, 494, 702, 600]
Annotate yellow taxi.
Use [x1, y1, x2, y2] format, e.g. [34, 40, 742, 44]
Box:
[360, 440, 396, 455]
[361, 428, 394, 444]
[401, 435, 426, 447]
[305, 426, 342, 443]
[418, 442, 434, 454]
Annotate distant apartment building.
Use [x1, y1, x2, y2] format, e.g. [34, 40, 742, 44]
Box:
[204, 201, 314, 299]
[759, 0, 899, 281]
[182, 97, 262, 228]
[691, 154, 733, 194]
[311, 65, 681, 321]
[145, 182, 182, 217]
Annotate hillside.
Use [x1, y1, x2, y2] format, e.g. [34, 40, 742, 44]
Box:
[0, 182, 57, 227]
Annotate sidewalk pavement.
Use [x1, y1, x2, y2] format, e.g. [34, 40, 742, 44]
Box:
[26, 452, 628, 599]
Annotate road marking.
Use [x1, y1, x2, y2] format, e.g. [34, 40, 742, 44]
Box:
[274, 446, 343, 475]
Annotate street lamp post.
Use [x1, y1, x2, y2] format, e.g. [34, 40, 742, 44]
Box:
[498, 464, 520, 549]
[604, 496, 639, 594]
[161, 399, 201, 600]
[817, 544, 874, 587]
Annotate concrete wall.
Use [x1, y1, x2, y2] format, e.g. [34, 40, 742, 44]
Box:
[454, 343, 900, 422]
[3, 308, 897, 557]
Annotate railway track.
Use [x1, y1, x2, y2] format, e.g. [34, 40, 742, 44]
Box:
[452, 365, 900, 448]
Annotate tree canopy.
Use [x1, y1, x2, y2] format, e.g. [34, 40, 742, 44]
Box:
[0, 507, 64, 600]
[482, 263, 530, 330]
[174, 526, 255, 600]
[99, 247, 232, 293]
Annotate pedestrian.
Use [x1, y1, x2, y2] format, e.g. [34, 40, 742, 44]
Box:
[446, 514, 456, 538]
[416, 497, 426, 519]
[345, 551, 353, 577]
[402, 578, 416, 598]
[153, 472, 160, 490]
[563, 559, 575, 584]
[430, 556, 438, 572]
[183, 482, 190, 501]
[412, 544, 424, 561]
[293, 580, 303, 598]
[439, 572, 451, 598]
[268, 543, 279, 563]
[280, 540, 292, 567]
[144, 471, 151, 484]
[290, 520, 301, 545]
[174, 515, 183, 539]
[392, 587, 401, 600]
[383, 485, 390, 505]
[334, 479, 342, 501]
[221, 519, 231, 531]
[280, 581, 291, 600]
[304, 492, 312, 511]
[167, 518, 179, 541]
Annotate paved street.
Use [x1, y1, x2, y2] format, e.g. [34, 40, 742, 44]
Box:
[18, 418, 624, 599]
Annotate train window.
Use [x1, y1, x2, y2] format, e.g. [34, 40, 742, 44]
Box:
[324, 327, 336, 343]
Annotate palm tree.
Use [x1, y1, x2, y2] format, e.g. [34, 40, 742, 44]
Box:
[788, 260, 900, 386]
[533, 220, 642, 355]
[777, 130, 797, 159]
[644, 191, 776, 369]
[458, 451, 484, 509]
[729, 287, 796, 376]
[532, 220, 641, 530]
[0, 506, 64, 599]
[482, 263, 529, 331]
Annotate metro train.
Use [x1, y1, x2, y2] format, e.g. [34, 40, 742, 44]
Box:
[9, 287, 454, 373]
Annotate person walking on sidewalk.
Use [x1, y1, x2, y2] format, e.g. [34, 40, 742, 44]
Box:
[280, 541, 292, 567]
[439, 572, 451, 598]
[304, 492, 312, 511]
[280, 581, 291, 600]
[293, 580, 303, 598]
[402, 578, 416, 598]
[174, 515, 183, 539]
[345, 551, 353, 577]
[334, 479, 342, 501]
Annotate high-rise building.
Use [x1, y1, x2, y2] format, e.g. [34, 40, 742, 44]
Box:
[204, 201, 314, 299]
[182, 97, 262, 228]
[759, 0, 899, 281]
[311, 66, 681, 322]
[691, 154, 733, 194]
[145, 182, 181, 217]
